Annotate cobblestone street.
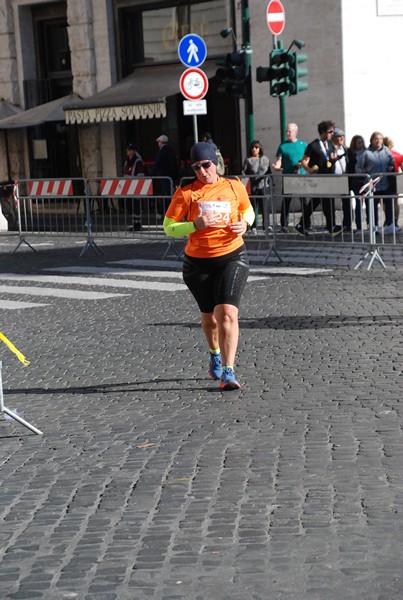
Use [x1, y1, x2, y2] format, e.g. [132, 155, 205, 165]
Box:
[0, 238, 403, 600]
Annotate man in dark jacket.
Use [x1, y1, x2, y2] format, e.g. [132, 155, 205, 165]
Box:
[295, 120, 342, 237]
[154, 136, 179, 187]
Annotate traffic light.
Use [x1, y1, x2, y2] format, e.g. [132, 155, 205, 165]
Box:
[256, 50, 295, 97]
[289, 52, 309, 95]
[269, 50, 294, 97]
[215, 51, 247, 97]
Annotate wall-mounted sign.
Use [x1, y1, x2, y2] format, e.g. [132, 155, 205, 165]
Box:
[377, 0, 403, 15]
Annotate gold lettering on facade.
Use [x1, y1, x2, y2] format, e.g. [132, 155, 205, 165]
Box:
[162, 15, 210, 51]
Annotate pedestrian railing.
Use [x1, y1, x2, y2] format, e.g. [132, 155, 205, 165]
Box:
[6, 172, 403, 266]
[266, 171, 403, 241]
[10, 176, 175, 255]
[12, 178, 87, 254]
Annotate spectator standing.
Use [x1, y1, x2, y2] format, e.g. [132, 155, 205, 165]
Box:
[163, 142, 255, 391]
[383, 136, 403, 227]
[331, 129, 352, 231]
[201, 132, 225, 175]
[242, 140, 271, 233]
[153, 135, 180, 213]
[272, 122, 307, 232]
[356, 131, 398, 234]
[123, 143, 144, 231]
[295, 120, 342, 237]
[347, 135, 366, 231]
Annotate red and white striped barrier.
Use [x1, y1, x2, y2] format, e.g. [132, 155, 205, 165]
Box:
[28, 180, 74, 197]
[100, 179, 153, 196]
[241, 178, 251, 194]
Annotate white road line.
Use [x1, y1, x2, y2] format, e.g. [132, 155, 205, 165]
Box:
[45, 266, 184, 279]
[44, 264, 329, 279]
[0, 299, 50, 310]
[111, 258, 183, 269]
[0, 285, 128, 300]
[0, 273, 187, 292]
[250, 266, 331, 275]
[108, 258, 331, 276]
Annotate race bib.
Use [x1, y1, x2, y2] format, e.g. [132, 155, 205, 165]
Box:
[198, 200, 231, 228]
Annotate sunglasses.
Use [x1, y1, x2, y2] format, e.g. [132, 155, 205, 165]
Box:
[327, 130, 335, 134]
[192, 160, 212, 171]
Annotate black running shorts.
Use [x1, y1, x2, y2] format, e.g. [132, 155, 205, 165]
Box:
[182, 246, 249, 313]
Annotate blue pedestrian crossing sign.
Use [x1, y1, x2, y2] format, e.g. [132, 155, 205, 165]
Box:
[178, 34, 207, 68]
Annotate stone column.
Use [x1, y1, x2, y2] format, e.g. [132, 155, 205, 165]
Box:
[67, 0, 117, 179]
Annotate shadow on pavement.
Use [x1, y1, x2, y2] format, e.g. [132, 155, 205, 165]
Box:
[153, 315, 403, 330]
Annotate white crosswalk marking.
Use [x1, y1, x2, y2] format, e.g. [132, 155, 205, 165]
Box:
[46, 266, 183, 279]
[0, 285, 128, 300]
[0, 299, 50, 310]
[107, 258, 331, 275]
[44, 266, 264, 282]
[0, 257, 327, 311]
[0, 273, 187, 291]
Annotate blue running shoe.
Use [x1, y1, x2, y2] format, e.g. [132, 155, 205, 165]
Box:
[208, 352, 222, 380]
[220, 366, 241, 391]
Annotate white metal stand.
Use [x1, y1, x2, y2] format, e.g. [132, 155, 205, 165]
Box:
[11, 183, 37, 255]
[80, 189, 104, 257]
[0, 361, 43, 435]
[354, 177, 386, 270]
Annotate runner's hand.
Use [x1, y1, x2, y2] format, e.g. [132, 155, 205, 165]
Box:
[229, 216, 248, 236]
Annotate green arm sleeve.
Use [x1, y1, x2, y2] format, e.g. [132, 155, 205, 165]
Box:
[163, 216, 196, 238]
[240, 204, 255, 226]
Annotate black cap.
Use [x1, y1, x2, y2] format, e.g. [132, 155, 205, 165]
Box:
[190, 142, 218, 165]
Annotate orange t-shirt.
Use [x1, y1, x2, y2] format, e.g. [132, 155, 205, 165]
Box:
[165, 177, 252, 258]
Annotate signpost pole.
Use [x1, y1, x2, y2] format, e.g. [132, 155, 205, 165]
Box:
[266, 1, 287, 141]
[242, 0, 254, 145]
[193, 115, 198, 144]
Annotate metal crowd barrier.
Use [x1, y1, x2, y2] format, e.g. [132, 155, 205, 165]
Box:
[267, 171, 403, 243]
[8, 172, 403, 266]
[10, 176, 174, 256]
[12, 178, 87, 253]
[258, 172, 403, 268]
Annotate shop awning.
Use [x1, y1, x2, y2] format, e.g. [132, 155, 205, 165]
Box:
[0, 99, 23, 119]
[0, 93, 82, 129]
[64, 62, 217, 125]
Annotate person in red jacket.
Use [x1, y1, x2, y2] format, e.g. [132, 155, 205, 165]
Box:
[163, 142, 255, 390]
[383, 137, 403, 227]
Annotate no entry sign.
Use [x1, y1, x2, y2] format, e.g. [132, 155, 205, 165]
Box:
[266, 0, 285, 35]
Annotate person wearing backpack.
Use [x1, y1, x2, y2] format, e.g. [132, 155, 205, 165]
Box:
[201, 132, 225, 176]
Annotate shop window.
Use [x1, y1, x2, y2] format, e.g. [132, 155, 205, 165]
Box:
[118, 0, 232, 76]
[34, 14, 72, 102]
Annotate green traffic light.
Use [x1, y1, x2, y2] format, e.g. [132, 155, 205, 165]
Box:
[290, 51, 309, 95]
[256, 48, 309, 97]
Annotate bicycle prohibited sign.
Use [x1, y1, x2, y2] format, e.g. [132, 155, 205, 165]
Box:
[179, 67, 209, 100]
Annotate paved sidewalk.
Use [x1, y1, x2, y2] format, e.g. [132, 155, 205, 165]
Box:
[0, 237, 403, 599]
